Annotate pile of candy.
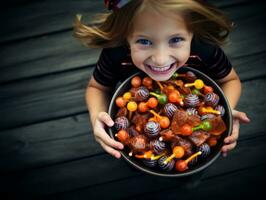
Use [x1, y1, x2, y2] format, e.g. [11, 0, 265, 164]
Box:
[112, 70, 227, 173]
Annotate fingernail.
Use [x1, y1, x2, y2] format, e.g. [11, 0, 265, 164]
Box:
[225, 139, 230, 143]
[115, 153, 121, 159]
[109, 121, 114, 126]
[119, 144, 124, 150]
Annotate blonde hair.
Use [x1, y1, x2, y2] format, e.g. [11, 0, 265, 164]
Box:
[73, 0, 233, 48]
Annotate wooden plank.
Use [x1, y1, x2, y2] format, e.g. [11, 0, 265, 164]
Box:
[236, 78, 266, 137]
[129, 165, 266, 200]
[0, 66, 92, 100]
[0, 88, 86, 130]
[0, 114, 102, 173]
[52, 165, 266, 200]
[1, 135, 265, 198]
[233, 51, 266, 81]
[0, 33, 100, 84]
[0, 2, 265, 83]
[0, 0, 249, 44]
[0, 67, 92, 130]
[224, 12, 266, 58]
[0, 0, 104, 44]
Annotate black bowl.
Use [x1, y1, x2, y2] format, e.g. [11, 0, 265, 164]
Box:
[108, 66, 232, 177]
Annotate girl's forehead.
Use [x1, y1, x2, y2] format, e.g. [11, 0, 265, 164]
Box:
[131, 8, 190, 36]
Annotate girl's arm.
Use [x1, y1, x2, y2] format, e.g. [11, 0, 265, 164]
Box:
[217, 68, 250, 157]
[86, 76, 124, 158]
[217, 68, 241, 109]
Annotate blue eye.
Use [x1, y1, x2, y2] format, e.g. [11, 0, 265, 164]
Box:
[136, 39, 152, 46]
[169, 37, 184, 44]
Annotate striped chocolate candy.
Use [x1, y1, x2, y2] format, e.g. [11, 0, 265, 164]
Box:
[164, 103, 178, 118]
[204, 92, 219, 107]
[184, 94, 200, 108]
[186, 107, 198, 116]
[144, 121, 161, 138]
[114, 116, 129, 130]
[198, 143, 211, 158]
[135, 86, 149, 102]
[158, 155, 175, 172]
[215, 105, 225, 117]
[150, 139, 166, 154]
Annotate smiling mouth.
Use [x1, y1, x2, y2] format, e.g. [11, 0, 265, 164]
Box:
[145, 63, 176, 74]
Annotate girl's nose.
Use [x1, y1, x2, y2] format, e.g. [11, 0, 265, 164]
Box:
[151, 46, 169, 66]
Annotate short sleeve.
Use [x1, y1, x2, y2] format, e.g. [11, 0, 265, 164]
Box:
[93, 48, 121, 87]
[190, 38, 232, 80]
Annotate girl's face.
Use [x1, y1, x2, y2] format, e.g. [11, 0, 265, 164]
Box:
[127, 9, 193, 81]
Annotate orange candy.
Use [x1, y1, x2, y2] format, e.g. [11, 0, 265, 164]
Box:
[150, 110, 170, 129]
[163, 146, 185, 164]
[138, 102, 149, 113]
[115, 130, 129, 143]
[147, 97, 158, 108]
[131, 76, 142, 88]
[172, 146, 185, 158]
[159, 116, 170, 129]
[142, 77, 153, 89]
[115, 97, 126, 108]
[138, 97, 158, 113]
[203, 85, 214, 94]
[179, 124, 193, 136]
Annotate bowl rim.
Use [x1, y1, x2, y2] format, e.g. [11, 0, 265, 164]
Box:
[108, 66, 233, 177]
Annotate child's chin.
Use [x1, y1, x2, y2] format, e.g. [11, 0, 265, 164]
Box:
[148, 73, 173, 81]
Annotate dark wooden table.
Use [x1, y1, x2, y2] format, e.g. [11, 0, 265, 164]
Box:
[0, 0, 266, 199]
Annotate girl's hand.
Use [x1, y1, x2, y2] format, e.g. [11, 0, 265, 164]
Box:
[93, 112, 124, 159]
[221, 109, 250, 157]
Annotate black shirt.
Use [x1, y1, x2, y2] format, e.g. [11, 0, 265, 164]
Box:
[93, 38, 232, 87]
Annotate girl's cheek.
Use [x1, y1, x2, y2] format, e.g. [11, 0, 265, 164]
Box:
[177, 48, 191, 64]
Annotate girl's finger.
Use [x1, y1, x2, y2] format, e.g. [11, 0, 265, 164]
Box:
[221, 142, 237, 154]
[224, 119, 239, 144]
[232, 110, 250, 123]
[95, 129, 124, 150]
[98, 140, 121, 159]
[98, 112, 114, 127]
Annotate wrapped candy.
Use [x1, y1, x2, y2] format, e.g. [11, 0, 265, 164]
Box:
[204, 92, 220, 107]
[135, 86, 150, 102]
[215, 105, 225, 117]
[184, 94, 200, 108]
[150, 139, 166, 154]
[197, 143, 211, 158]
[144, 121, 161, 138]
[158, 156, 175, 172]
[114, 116, 129, 130]
[164, 103, 178, 118]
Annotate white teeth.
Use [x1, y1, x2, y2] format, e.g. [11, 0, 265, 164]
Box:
[149, 64, 172, 72]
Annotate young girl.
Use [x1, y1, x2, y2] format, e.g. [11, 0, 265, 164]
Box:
[74, 0, 250, 159]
